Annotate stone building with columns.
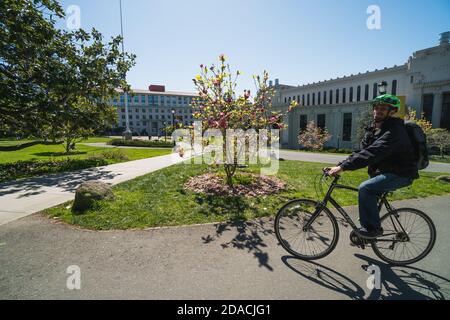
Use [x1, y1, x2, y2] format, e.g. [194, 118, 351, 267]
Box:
[272, 32, 450, 150]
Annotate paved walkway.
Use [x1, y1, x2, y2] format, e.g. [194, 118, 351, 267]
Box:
[1, 195, 448, 299]
[0, 152, 190, 226]
[280, 150, 450, 173]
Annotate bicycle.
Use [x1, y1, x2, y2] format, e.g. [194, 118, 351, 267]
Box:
[274, 169, 436, 266]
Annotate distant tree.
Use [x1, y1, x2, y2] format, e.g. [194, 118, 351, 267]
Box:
[404, 108, 433, 134]
[0, 0, 135, 143]
[428, 129, 450, 158]
[298, 121, 331, 151]
[355, 106, 373, 148]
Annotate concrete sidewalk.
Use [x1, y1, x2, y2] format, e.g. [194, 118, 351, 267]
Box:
[280, 150, 450, 173]
[0, 152, 189, 226]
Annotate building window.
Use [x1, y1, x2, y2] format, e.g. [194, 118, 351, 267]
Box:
[302, 95, 305, 105]
[324, 91, 327, 105]
[373, 83, 378, 99]
[297, 95, 300, 102]
[141, 95, 146, 103]
[349, 87, 354, 102]
[312, 93, 315, 106]
[317, 114, 326, 130]
[300, 115, 307, 132]
[318, 92, 321, 105]
[336, 89, 339, 104]
[365, 84, 369, 101]
[307, 94, 310, 106]
[410, 76, 414, 84]
[284, 97, 287, 103]
[343, 88, 346, 103]
[121, 115, 125, 119]
[342, 113, 352, 141]
[134, 96, 139, 103]
[441, 93, 450, 130]
[422, 94, 434, 123]
[392, 80, 397, 95]
[329, 90, 333, 105]
[121, 108, 125, 113]
[357, 86, 361, 102]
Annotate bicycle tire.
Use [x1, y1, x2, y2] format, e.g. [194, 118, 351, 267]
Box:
[274, 199, 339, 260]
[371, 207, 436, 266]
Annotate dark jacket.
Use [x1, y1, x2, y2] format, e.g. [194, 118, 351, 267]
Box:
[339, 117, 419, 179]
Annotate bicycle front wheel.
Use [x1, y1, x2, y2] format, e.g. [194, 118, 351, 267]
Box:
[372, 208, 436, 266]
[274, 199, 339, 260]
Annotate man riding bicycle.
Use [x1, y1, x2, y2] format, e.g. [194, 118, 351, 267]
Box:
[326, 94, 419, 239]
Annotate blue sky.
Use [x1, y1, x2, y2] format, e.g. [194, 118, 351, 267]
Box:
[57, 0, 450, 94]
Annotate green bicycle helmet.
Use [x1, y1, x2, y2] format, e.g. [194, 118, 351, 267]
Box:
[372, 94, 401, 110]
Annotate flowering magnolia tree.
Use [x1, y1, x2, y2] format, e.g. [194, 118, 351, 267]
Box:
[191, 55, 298, 186]
[298, 121, 331, 151]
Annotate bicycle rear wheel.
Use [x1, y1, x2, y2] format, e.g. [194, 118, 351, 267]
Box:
[371, 208, 436, 266]
[274, 199, 339, 260]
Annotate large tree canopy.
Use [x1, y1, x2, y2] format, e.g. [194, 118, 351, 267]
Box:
[0, 0, 135, 137]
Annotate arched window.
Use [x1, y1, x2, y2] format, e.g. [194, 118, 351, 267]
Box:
[343, 88, 346, 103]
[336, 89, 339, 104]
[318, 92, 321, 105]
[373, 83, 378, 99]
[307, 93, 310, 106]
[350, 87, 354, 102]
[365, 84, 369, 100]
[392, 80, 397, 95]
[312, 93, 315, 105]
[324, 91, 327, 105]
[329, 90, 333, 105]
[357, 86, 361, 102]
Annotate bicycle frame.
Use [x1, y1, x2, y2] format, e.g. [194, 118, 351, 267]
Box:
[303, 174, 404, 240]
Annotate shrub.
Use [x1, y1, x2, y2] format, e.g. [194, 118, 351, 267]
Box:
[108, 139, 174, 148]
[0, 158, 109, 182]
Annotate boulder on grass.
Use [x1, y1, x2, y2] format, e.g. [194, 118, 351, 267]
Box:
[436, 175, 450, 183]
[72, 181, 114, 213]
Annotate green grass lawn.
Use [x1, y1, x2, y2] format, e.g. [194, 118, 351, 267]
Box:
[430, 155, 450, 163]
[43, 160, 450, 230]
[0, 142, 169, 164]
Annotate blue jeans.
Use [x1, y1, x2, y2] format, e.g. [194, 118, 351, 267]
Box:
[358, 173, 413, 230]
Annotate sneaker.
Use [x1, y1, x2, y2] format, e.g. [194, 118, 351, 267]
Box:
[357, 227, 383, 239]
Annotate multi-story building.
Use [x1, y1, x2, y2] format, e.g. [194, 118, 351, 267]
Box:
[272, 32, 450, 149]
[111, 85, 198, 136]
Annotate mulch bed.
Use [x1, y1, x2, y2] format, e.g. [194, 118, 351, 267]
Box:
[184, 172, 287, 197]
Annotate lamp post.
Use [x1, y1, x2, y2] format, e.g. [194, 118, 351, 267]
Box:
[171, 109, 175, 144]
[120, 0, 132, 140]
[378, 81, 388, 95]
[163, 121, 167, 141]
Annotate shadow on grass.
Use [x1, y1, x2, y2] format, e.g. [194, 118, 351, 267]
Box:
[195, 194, 252, 218]
[0, 167, 120, 197]
[201, 216, 275, 272]
[32, 151, 87, 157]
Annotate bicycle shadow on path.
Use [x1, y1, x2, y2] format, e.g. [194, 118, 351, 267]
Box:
[355, 254, 450, 300]
[281, 255, 449, 300]
[281, 256, 366, 299]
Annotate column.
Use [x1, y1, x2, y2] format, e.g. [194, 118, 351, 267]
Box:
[432, 92, 443, 128]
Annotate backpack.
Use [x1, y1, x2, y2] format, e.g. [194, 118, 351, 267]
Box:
[404, 120, 429, 170]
